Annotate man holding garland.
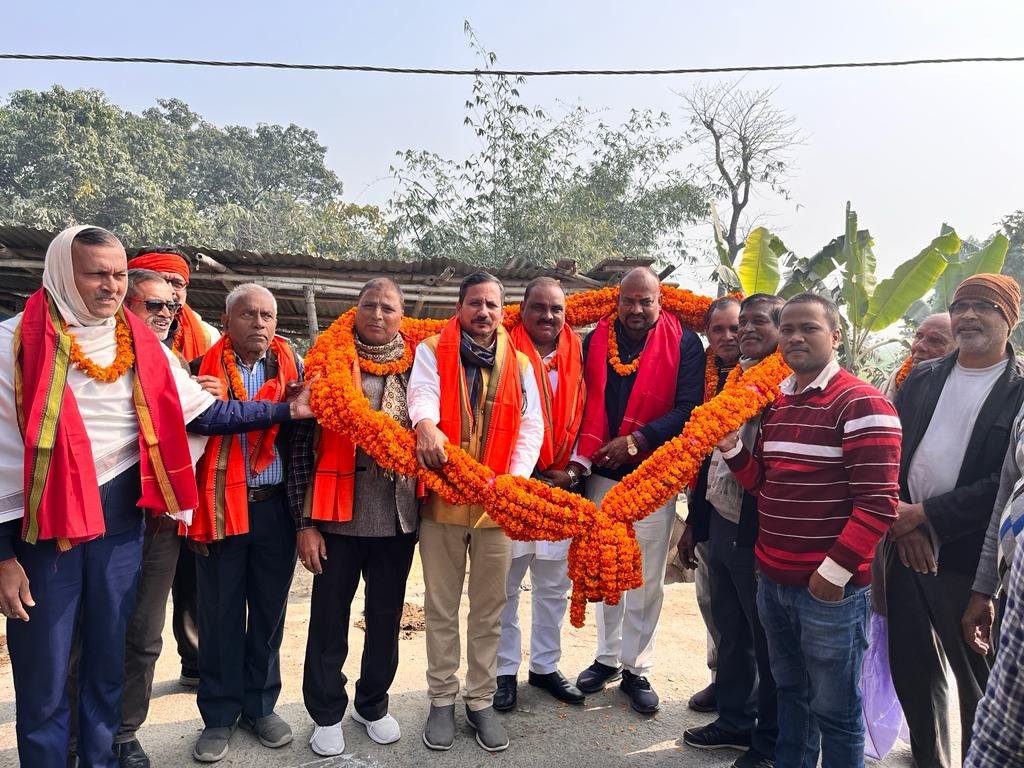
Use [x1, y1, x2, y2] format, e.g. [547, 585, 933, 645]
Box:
[0, 227, 312, 768]
[718, 293, 901, 767]
[568, 266, 705, 714]
[289, 277, 418, 756]
[682, 293, 783, 768]
[409, 271, 543, 753]
[494, 276, 587, 712]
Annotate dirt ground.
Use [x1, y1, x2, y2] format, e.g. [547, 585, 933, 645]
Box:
[0, 523, 950, 767]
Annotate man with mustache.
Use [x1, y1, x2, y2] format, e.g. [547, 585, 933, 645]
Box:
[127, 248, 218, 695]
[187, 283, 307, 762]
[679, 295, 740, 715]
[0, 227, 313, 768]
[568, 267, 705, 715]
[409, 272, 543, 753]
[719, 293, 901, 767]
[886, 274, 1024, 768]
[495, 277, 587, 712]
[683, 294, 782, 768]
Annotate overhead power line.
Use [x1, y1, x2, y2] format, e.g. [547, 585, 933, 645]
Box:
[1, 52, 1023, 77]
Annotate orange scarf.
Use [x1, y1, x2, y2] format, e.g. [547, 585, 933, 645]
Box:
[509, 323, 585, 471]
[436, 317, 523, 473]
[173, 304, 215, 361]
[188, 335, 298, 542]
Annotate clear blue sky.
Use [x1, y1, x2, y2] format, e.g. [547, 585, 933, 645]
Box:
[3, 1, 1022, 286]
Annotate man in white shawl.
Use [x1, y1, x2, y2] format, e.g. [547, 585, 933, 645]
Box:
[0, 225, 311, 768]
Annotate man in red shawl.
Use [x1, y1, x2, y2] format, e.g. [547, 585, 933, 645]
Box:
[568, 266, 704, 715]
[494, 277, 587, 712]
[0, 226, 312, 768]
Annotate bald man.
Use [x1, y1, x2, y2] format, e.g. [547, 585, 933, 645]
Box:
[880, 314, 955, 399]
[567, 267, 704, 714]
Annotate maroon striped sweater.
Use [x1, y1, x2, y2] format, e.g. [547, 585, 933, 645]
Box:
[724, 367, 901, 586]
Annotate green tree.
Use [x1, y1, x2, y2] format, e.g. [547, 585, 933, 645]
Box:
[0, 86, 384, 256]
[387, 24, 706, 269]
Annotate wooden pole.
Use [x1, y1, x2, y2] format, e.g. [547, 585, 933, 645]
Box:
[304, 285, 319, 345]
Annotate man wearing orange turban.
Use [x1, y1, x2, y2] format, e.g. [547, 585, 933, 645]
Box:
[127, 248, 220, 363]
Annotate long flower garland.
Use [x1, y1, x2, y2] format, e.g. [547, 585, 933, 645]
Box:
[222, 337, 249, 401]
[606, 313, 641, 376]
[703, 349, 718, 403]
[306, 284, 770, 626]
[64, 315, 135, 383]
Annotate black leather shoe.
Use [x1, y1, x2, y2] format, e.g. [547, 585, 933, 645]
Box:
[493, 674, 517, 712]
[687, 682, 717, 713]
[576, 660, 623, 694]
[528, 670, 585, 705]
[682, 722, 752, 751]
[113, 739, 151, 768]
[619, 669, 659, 713]
[733, 748, 775, 768]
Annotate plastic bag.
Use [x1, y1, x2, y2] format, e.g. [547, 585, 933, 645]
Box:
[862, 611, 907, 759]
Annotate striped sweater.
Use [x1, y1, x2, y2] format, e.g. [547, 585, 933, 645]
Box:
[724, 366, 902, 586]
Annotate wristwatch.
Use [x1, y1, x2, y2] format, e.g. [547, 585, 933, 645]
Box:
[565, 465, 581, 487]
[625, 434, 639, 457]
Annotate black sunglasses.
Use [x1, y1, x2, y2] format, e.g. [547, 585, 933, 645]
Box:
[131, 298, 182, 314]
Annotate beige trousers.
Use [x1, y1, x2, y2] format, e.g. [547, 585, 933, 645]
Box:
[419, 518, 512, 710]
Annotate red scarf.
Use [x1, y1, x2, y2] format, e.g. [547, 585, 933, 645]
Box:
[435, 317, 523, 473]
[308, 357, 360, 523]
[173, 304, 215, 361]
[16, 288, 198, 548]
[188, 335, 298, 542]
[509, 323, 585, 471]
[577, 312, 682, 461]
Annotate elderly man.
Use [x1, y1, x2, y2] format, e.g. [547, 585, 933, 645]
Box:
[683, 294, 783, 768]
[568, 266, 704, 714]
[288, 277, 418, 757]
[887, 274, 1024, 768]
[680, 294, 740, 715]
[409, 271, 543, 753]
[127, 248, 218, 691]
[187, 283, 306, 763]
[880, 313, 955, 399]
[0, 226, 311, 768]
[720, 292, 901, 767]
[495, 277, 587, 712]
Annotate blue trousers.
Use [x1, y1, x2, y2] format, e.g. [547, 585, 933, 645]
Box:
[196, 494, 296, 727]
[756, 575, 871, 768]
[8, 522, 144, 768]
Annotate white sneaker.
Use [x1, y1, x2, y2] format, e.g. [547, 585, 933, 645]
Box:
[309, 723, 345, 756]
[351, 710, 401, 745]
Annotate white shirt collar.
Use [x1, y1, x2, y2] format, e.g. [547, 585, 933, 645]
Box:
[779, 358, 841, 395]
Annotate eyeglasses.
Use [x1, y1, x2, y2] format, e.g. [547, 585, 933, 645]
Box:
[130, 298, 182, 314]
[949, 300, 1002, 316]
[161, 276, 189, 290]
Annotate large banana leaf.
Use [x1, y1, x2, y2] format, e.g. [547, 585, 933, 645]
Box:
[841, 203, 876, 328]
[862, 229, 959, 331]
[737, 227, 786, 296]
[932, 232, 1010, 309]
[778, 238, 841, 298]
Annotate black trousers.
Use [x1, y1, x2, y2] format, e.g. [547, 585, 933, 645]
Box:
[196, 494, 296, 727]
[886, 553, 991, 768]
[707, 512, 778, 757]
[303, 531, 417, 726]
[171, 543, 200, 676]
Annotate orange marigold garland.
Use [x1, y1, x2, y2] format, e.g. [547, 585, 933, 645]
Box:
[222, 337, 249, 401]
[894, 356, 914, 390]
[606, 314, 641, 377]
[599, 352, 792, 525]
[64, 314, 135, 383]
[306, 286, 759, 627]
[703, 348, 719, 402]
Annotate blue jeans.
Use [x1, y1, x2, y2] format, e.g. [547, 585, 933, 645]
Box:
[756, 575, 870, 768]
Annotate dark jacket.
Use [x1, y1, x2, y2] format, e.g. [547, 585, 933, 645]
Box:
[894, 345, 1024, 576]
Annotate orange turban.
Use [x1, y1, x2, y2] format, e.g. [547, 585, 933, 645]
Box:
[127, 252, 190, 282]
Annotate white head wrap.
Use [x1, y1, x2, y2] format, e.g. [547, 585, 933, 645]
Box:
[42, 224, 125, 327]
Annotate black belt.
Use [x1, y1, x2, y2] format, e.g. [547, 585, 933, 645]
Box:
[247, 484, 284, 503]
